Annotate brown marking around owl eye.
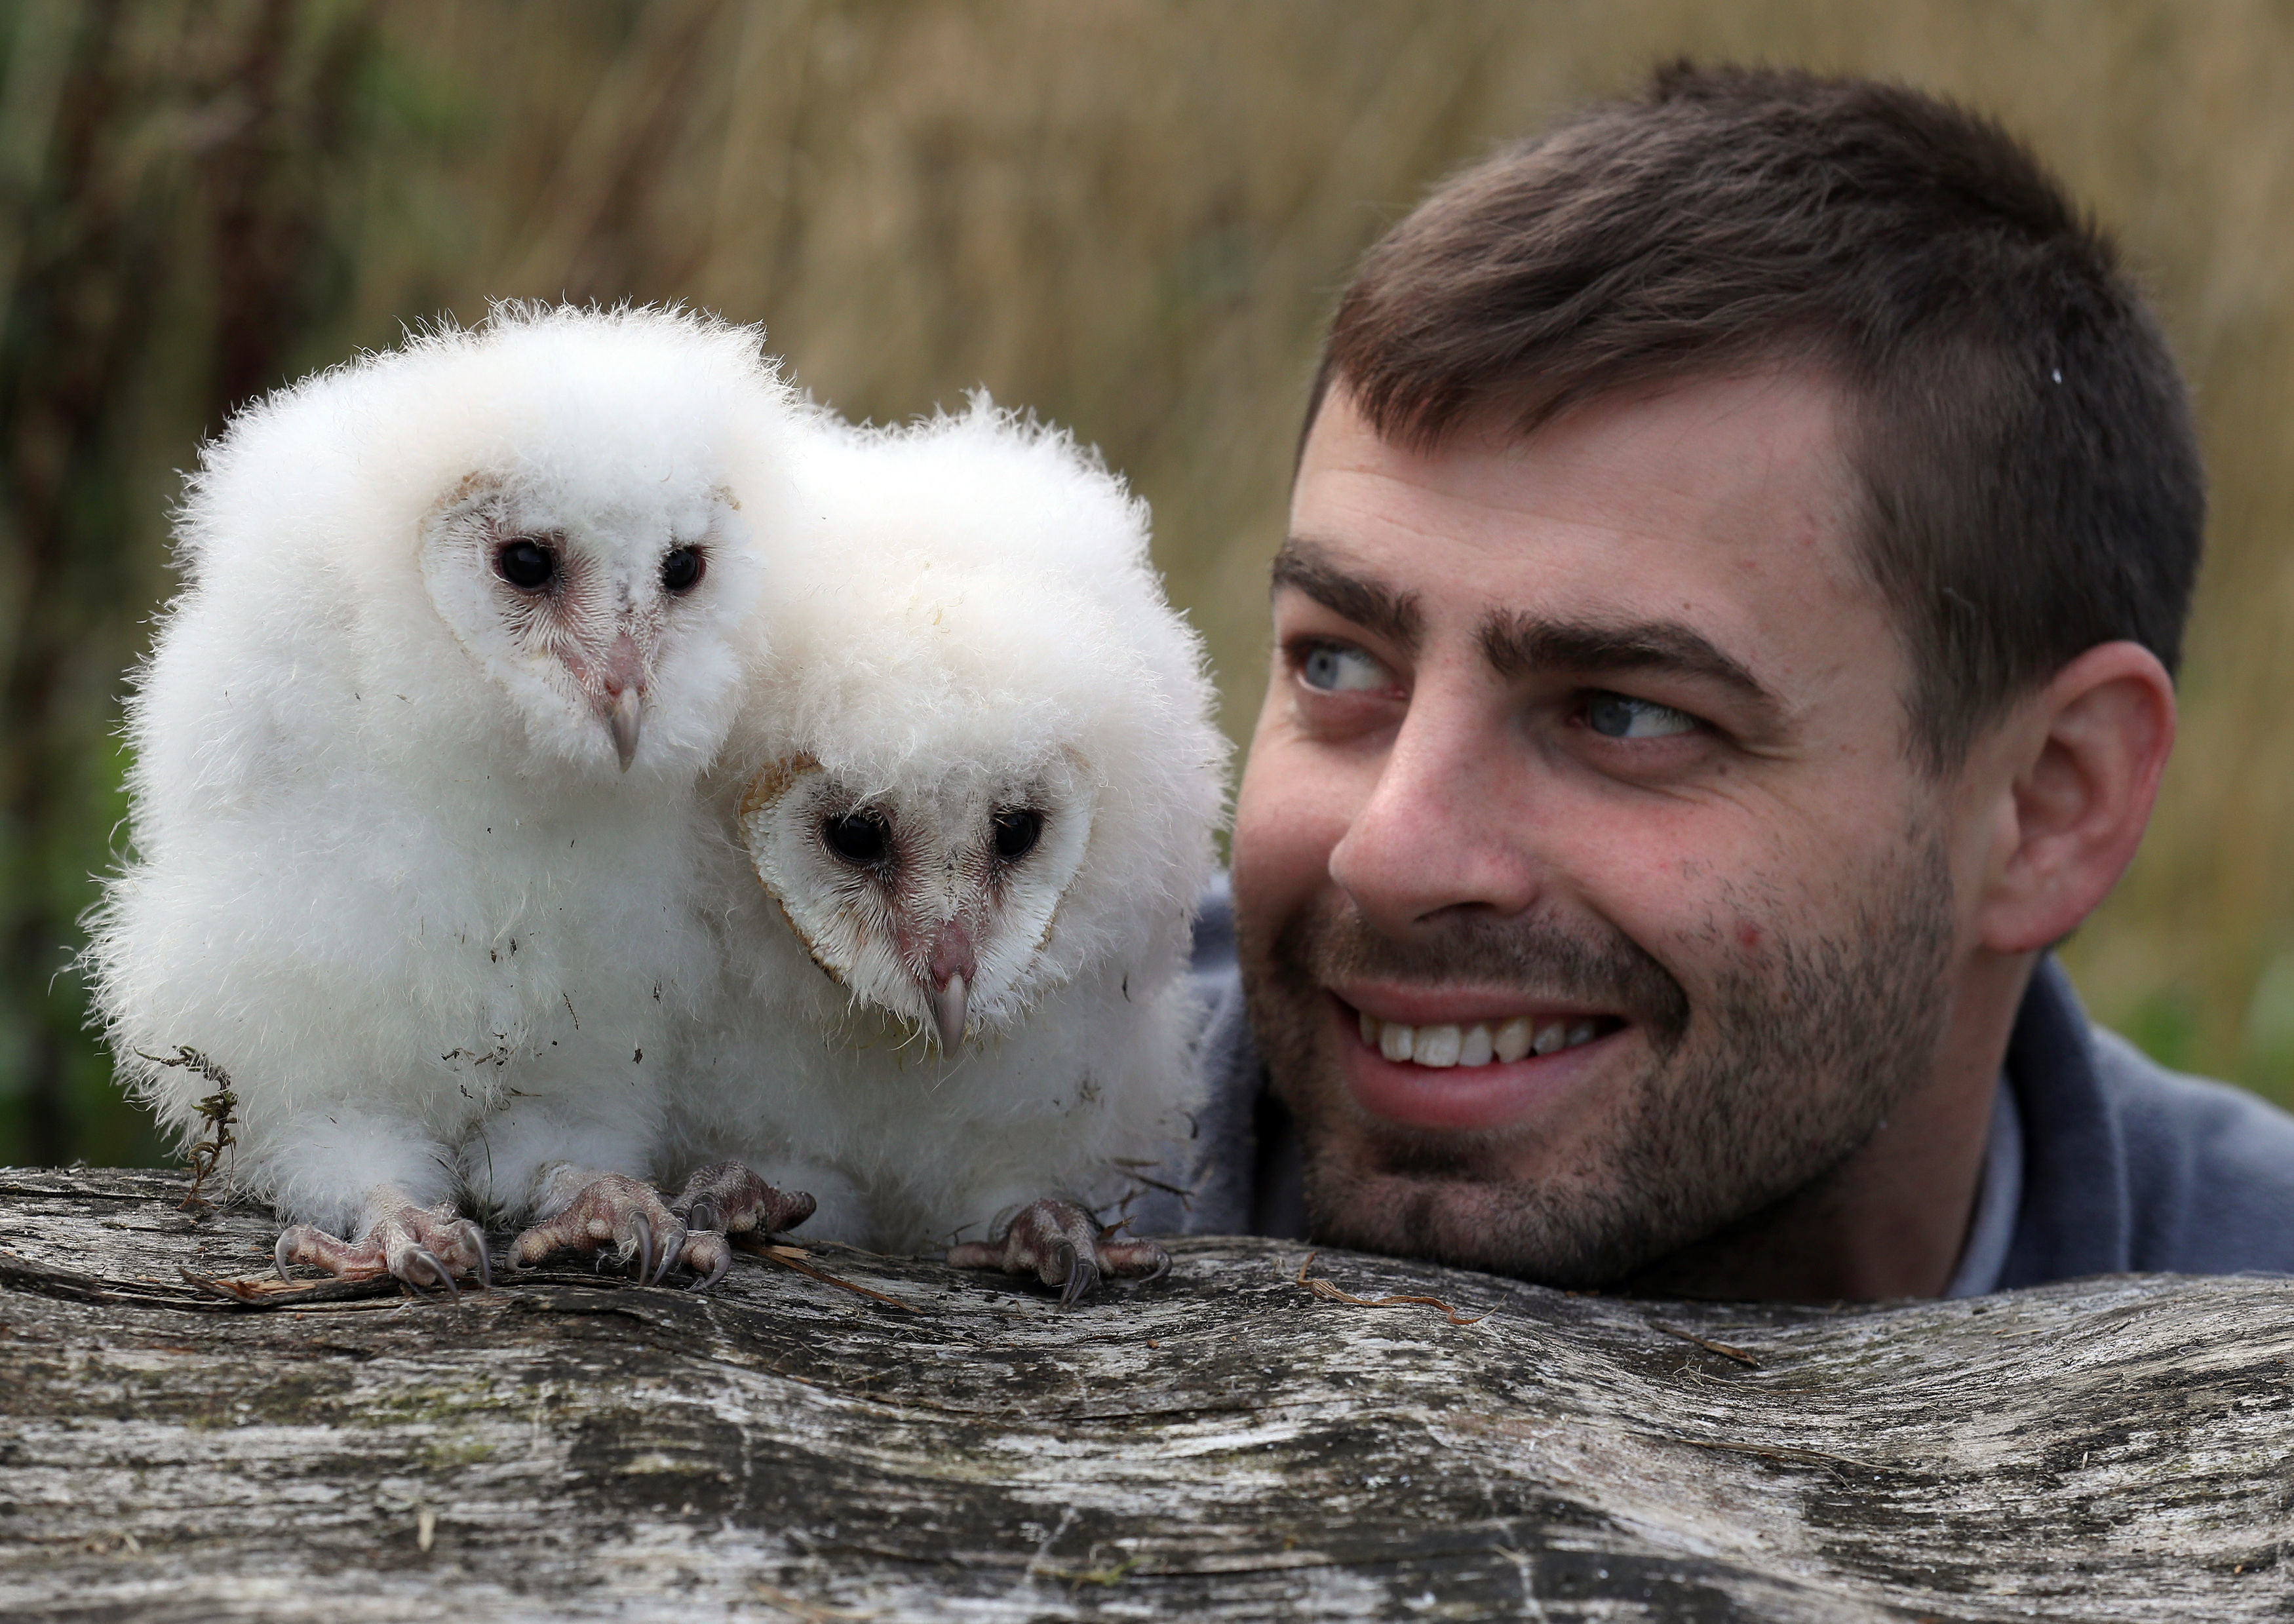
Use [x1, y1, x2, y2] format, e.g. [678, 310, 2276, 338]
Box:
[739, 754, 822, 822]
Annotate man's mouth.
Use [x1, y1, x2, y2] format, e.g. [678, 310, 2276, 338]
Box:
[1353, 1007, 1620, 1068]
[1329, 992, 1629, 1132]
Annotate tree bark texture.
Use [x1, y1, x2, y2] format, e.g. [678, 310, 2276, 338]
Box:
[1, 1169, 2289, 1622]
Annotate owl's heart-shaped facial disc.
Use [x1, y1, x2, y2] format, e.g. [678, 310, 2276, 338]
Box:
[737, 752, 1097, 1052]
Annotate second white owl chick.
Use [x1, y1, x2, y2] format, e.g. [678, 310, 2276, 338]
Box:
[87, 303, 806, 1291]
[665, 400, 1228, 1300]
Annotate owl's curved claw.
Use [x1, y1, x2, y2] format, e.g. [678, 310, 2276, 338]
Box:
[406, 1247, 457, 1297]
[683, 1232, 732, 1292]
[274, 1231, 298, 1283]
[650, 1218, 686, 1285]
[623, 1212, 653, 1286]
[454, 1220, 492, 1290]
[1057, 1244, 1100, 1309]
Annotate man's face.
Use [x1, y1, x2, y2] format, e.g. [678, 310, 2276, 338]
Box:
[1232, 374, 1969, 1285]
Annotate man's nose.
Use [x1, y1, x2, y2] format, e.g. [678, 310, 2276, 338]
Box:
[1327, 684, 1545, 936]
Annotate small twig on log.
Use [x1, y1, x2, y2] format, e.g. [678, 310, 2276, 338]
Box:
[1649, 1319, 1762, 1367]
[1293, 1251, 1487, 1326]
[179, 1264, 400, 1307]
[732, 1234, 918, 1312]
[750, 1579, 882, 1619]
[1040, 1553, 1140, 1589]
[137, 1046, 238, 1211]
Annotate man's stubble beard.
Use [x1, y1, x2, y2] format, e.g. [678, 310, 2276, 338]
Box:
[1239, 827, 1958, 1288]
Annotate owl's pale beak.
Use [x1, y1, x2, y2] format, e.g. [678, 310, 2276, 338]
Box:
[583, 630, 647, 771]
[927, 921, 977, 1053]
[931, 972, 968, 1055]
[606, 687, 642, 771]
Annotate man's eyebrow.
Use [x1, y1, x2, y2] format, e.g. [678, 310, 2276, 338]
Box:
[1479, 612, 1783, 714]
[1270, 537, 1421, 653]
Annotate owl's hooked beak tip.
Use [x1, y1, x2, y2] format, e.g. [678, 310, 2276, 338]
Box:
[932, 971, 968, 1055]
[607, 687, 642, 772]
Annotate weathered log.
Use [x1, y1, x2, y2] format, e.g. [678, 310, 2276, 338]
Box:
[1, 1169, 2289, 1621]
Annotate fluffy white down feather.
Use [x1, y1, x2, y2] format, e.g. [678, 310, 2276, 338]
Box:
[85, 304, 806, 1236]
[669, 400, 1229, 1253]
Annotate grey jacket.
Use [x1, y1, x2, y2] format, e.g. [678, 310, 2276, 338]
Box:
[1157, 880, 2294, 1290]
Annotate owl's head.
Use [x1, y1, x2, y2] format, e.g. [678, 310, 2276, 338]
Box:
[729, 398, 1230, 1054]
[419, 463, 744, 779]
[179, 303, 784, 787]
[740, 752, 1097, 1052]
[396, 305, 806, 781]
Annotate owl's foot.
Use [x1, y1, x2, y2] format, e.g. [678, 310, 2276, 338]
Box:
[946, 1197, 1170, 1307]
[507, 1171, 687, 1286]
[669, 1162, 819, 1290]
[275, 1194, 490, 1296]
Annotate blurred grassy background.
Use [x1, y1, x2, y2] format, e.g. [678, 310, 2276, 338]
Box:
[5, 0, 2293, 1167]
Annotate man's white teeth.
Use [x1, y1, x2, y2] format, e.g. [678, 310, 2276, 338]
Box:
[1359, 1010, 1604, 1068]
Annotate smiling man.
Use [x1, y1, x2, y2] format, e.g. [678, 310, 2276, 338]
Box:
[1176, 66, 2294, 1302]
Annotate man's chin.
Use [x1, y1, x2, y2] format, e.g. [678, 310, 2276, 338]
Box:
[1297, 1151, 1650, 1288]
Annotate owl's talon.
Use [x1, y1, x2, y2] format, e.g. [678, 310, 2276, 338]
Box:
[670, 1162, 816, 1240]
[273, 1191, 487, 1294]
[660, 1162, 809, 1284]
[510, 1172, 688, 1283]
[947, 1197, 1165, 1305]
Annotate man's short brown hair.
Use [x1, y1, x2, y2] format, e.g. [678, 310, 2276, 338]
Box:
[1308, 64, 2205, 773]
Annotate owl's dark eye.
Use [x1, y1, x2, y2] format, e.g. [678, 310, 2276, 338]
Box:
[494, 537, 556, 591]
[991, 809, 1043, 861]
[822, 811, 891, 866]
[661, 547, 705, 594]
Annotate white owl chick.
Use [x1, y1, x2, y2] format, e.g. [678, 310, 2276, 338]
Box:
[661, 400, 1229, 1302]
[86, 303, 806, 1292]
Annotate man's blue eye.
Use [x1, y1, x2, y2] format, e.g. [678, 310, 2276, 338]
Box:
[1586, 692, 1699, 739]
[1299, 644, 1389, 693]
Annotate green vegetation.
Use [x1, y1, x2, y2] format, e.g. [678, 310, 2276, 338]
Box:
[6, 0, 2293, 1164]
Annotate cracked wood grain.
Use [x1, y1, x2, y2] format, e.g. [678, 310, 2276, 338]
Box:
[1, 1168, 2289, 1621]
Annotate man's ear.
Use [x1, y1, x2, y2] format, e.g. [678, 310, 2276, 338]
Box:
[1973, 640, 2176, 956]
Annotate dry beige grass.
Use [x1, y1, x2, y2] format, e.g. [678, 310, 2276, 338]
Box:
[54, 1, 2294, 1114]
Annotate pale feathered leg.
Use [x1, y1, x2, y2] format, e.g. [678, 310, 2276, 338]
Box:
[507, 1167, 693, 1285]
[946, 1197, 1170, 1307]
[275, 1186, 490, 1294]
[668, 1161, 818, 1290]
